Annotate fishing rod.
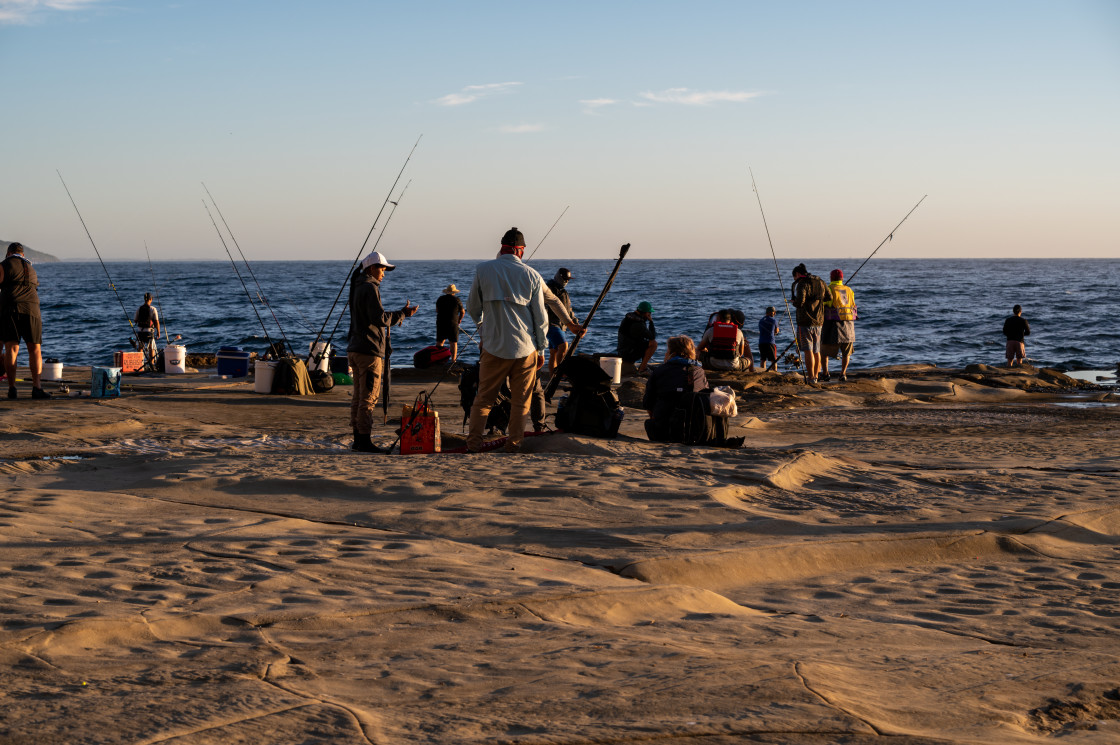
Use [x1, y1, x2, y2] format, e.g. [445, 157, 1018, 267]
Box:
[202, 182, 294, 357]
[749, 167, 803, 372]
[774, 195, 929, 361]
[144, 242, 170, 344]
[322, 179, 413, 364]
[56, 171, 149, 357]
[846, 195, 927, 284]
[202, 200, 278, 355]
[545, 243, 631, 402]
[524, 205, 570, 262]
[312, 135, 422, 352]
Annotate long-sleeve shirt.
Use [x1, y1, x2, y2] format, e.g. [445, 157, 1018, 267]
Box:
[347, 275, 406, 357]
[466, 254, 548, 359]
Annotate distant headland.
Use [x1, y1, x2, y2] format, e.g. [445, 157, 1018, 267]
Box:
[1, 240, 60, 263]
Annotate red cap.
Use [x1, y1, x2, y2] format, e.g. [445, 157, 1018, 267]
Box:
[830, 269, 843, 281]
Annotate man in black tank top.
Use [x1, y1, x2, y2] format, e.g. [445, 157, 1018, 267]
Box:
[135, 292, 161, 371]
[0, 242, 51, 399]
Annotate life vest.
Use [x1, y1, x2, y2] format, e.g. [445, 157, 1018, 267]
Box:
[824, 282, 856, 322]
[709, 321, 739, 360]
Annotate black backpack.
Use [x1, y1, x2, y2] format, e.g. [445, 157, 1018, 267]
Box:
[309, 368, 334, 393]
[457, 363, 511, 432]
[553, 355, 623, 438]
[667, 390, 729, 446]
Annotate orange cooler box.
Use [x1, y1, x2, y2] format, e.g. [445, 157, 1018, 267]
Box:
[113, 350, 145, 373]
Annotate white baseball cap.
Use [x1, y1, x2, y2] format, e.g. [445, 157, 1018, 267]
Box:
[360, 251, 395, 271]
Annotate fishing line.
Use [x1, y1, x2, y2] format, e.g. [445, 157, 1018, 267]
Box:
[312, 135, 422, 351]
[144, 242, 170, 344]
[846, 195, 927, 284]
[202, 182, 294, 356]
[524, 205, 570, 262]
[749, 168, 803, 371]
[56, 171, 147, 354]
[322, 179, 413, 357]
[202, 200, 278, 354]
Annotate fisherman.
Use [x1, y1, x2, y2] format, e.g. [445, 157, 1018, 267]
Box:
[347, 251, 418, 452]
[434, 284, 464, 363]
[758, 306, 780, 372]
[1002, 304, 1030, 367]
[465, 227, 548, 453]
[698, 309, 753, 372]
[820, 269, 857, 382]
[617, 300, 657, 374]
[545, 268, 579, 375]
[134, 292, 161, 371]
[0, 242, 51, 399]
[791, 263, 828, 383]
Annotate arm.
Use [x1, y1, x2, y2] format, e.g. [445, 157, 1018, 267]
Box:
[530, 278, 548, 353]
[466, 272, 483, 326]
[542, 285, 575, 327]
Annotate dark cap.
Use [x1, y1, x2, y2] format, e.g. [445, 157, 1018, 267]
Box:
[792, 263, 808, 277]
[557, 267, 572, 279]
[501, 227, 526, 248]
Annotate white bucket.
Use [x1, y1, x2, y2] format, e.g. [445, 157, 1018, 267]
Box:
[254, 360, 277, 394]
[307, 341, 332, 373]
[599, 356, 622, 385]
[163, 344, 187, 374]
[43, 362, 64, 380]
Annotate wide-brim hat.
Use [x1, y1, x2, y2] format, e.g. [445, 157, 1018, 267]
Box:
[444, 284, 459, 295]
[360, 251, 395, 271]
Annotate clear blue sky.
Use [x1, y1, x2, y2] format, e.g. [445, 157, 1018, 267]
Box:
[2, 0, 1117, 260]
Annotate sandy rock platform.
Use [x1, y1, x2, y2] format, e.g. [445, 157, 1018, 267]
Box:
[1, 363, 1118, 743]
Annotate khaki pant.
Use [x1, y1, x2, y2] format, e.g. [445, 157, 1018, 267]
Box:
[468, 350, 537, 451]
[348, 352, 384, 435]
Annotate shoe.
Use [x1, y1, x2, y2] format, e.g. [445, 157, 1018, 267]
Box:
[818, 373, 831, 382]
[31, 387, 51, 400]
[352, 433, 378, 452]
[839, 374, 848, 382]
[7, 387, 15, 399]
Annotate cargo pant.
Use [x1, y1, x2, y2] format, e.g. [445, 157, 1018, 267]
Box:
[348, 352, 384, 435]
[468, 350, 537, 451]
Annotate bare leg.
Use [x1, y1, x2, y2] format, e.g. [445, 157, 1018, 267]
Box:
[449, 341, 458, 363]
[549, 340, 568, 374]
[638, 340, 657, 373]
[28, 343, 42, 388]
[4, 343, 18, 389]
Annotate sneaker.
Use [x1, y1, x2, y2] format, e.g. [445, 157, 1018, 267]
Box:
[839, 374, 848, 382]
[31, 387, 52, 400]
[818, 373, 831, 382]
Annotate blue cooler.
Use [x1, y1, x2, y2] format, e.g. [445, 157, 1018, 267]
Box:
[216, 346, 251, 377]
[91, 367, 122, 398]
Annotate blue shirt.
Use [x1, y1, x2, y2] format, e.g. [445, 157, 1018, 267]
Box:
[466, 254, 548, 359]
[758, 316, 779, 346]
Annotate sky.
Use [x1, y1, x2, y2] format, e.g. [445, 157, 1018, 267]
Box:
[1, 0, 1118, 261]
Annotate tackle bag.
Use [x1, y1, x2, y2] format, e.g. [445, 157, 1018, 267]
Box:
[457, 363, 511, 433]
[271, 358, 316, 396]
[309, 368, 335, 393]
[400, 396, 441, 454]
[413, 345, 452, 369]
[552, 355, 624, 438]
[645, 389, 734, 446]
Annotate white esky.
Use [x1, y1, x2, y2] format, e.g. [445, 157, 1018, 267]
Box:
[1, 0, 1118, 260]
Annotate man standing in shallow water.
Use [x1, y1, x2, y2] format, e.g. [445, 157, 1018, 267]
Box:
[1002, 304, 1030, 367]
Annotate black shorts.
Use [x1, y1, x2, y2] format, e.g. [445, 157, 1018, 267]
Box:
[0, 311, 42, 345]
[435, 322, 459, 346]
[759, 343, 777, 362]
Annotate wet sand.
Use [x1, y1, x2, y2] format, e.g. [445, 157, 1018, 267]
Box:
[1, 363, 1118, 744]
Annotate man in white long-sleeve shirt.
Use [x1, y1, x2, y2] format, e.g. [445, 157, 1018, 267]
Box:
[466, 227, 549, 452]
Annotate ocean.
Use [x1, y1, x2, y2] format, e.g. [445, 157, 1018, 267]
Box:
[25, 258, 1120, 375]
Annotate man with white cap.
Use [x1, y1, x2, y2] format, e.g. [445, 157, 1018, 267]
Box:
[466, 227, 548, 452]
[346, 250, 418, 452]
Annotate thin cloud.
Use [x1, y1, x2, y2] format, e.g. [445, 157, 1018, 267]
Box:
[0, 0, 104, 24]
[580, 98, 618, 115]
[498, 123, 545, 134]
[639, 88, 762, 106]
[434, 81, 523, 107]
